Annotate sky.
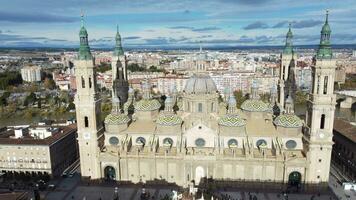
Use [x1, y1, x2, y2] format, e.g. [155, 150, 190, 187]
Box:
[0, 0, 355, 48]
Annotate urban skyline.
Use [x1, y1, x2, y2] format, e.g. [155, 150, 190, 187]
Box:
[0, 0, 356, 48]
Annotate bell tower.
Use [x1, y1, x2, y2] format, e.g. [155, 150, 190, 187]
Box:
[111, 25, 129, 103]
[305, 10, 336, 183]
[279, 24, 294, 109]
[75, 14, 103, 179]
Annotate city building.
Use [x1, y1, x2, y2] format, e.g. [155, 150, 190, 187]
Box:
[20, 65, 41, 82]
[75, 12, 336, 187]
[0, 124, 78, 177]
[332, 119, 356, 180]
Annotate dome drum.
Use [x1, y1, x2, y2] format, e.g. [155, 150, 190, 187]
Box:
[184, 74, 218, 95]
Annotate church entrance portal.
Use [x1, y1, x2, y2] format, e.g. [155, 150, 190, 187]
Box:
[195, 166, 205, 185]
[104, 166, 116, 181]
[288, 171, 301, 187]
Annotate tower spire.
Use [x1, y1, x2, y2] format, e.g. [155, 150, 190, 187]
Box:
[78, 12, 92, 60]
[283, 23, 293, 54]
[317, 10, 332, 59]
[113, 25, 124, 56]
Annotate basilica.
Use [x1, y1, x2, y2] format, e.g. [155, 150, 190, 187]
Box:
[74, 11, 336, 187]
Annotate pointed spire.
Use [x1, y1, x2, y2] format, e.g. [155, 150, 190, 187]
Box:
[284, 93, 295, 114]
[142, 79, 151, 100]
[283, 23, 293, 54]
[227, 94, 237, 114]
[270, 82, 277, 103]
[113, 25, 124, 56]
[317, 10, 332, 59]
[326, 9, 329, 24]
[164, 95, 174, 112]
[78, 11, 92, 60]
[251, 79, 260, 100]
[111, 95, 121, 114]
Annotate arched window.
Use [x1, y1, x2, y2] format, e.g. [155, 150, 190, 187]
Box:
[81, 76, 85, 88]
[84, 116, 89, 128]
[323, 76, 328, 94]
[320, 114, 325, 129]
[89, 77, 92, 88]
[198, 103, 203, 112]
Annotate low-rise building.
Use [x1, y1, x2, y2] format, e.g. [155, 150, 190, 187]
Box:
[332, 119, 356, 180]
[0, 124, 78, 178]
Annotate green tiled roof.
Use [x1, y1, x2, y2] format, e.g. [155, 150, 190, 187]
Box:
[135, 99, 161, 111]
[274, 114, 303, 128]
[241, 99, 269, 112]
[219, 114, 246, 127]
[156, 113, 182, 126]
[104, 113, 130, 125]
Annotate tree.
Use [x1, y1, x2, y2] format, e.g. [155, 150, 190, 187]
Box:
[44, 78, 56, 90]
[234, 90, 248, 108]
[24, 92, 37, 106]
[67, 102, 75, 111]
[96, 63, 112, 73]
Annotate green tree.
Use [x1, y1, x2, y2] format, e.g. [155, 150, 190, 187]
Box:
[96, 63, 112, 73]
[44, 78, 56, 90]
[67, 102, 75, 111]
[234, 90, 248, 108]
[24, 92, 37, 106]
[127, 63, 145, 72]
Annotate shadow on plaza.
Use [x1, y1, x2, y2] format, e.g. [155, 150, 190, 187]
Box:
[80, 177, 335, 196]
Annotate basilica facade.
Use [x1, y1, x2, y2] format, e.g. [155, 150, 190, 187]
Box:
[74, 11, 336, 187]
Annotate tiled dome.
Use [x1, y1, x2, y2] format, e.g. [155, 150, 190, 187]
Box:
[184, 74, 217, 94]
[135, 99, 161, 111]
[241, 99, 269, 112]
[274, 114, 303, 128]
[156, 113, 182, 126]
[104, 113, 130, 125]
[219, 114, 246, 127]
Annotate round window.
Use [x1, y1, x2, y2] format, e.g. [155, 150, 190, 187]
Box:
[256, 139, 267, 147]
[163, 138, 173, 145]
[136, 137, 146, 145]
[286, 140, 297, 149]
[228, 139, 238, 147]
[195, 138, 206, 147]
[109, 137, 119, 145]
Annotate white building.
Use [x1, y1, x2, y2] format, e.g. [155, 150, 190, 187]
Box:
[21, 66, 41, 82]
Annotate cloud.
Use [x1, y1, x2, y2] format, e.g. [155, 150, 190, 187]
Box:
[169, 26, 194, 30]
[243, 22, 269, 30]
[293, 20, 323, 28]
[272, 21, 289, 28]
[192, 27, 221, 32]
[124, 36, 141, 40]
[272, 20, 323, 29]
[0, 11, 75, 23]
[169, 26, 220, 32]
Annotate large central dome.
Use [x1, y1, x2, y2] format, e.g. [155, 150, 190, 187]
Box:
[184, 74, 217, 94]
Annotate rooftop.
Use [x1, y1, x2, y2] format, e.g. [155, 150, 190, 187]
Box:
[0, 124, 77, 146]
[333, 118, 356, 143]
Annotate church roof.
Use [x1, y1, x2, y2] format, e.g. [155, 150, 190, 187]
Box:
[135, 99, 161, 111]
[104, 113, 130, 125]
[184, 74, 217, 94]
[274, 114, 303, 128]
[241, 99, 269, 112]
[218, 114, 246, 127]
[156, 113, 182, 126]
